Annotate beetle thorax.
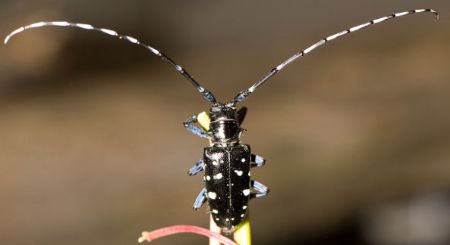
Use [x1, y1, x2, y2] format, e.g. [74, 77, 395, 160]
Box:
[209, 104, 242, 145]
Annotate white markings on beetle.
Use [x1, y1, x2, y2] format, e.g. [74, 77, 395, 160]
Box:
[52, 21, 70, 27]
[211, 209, 219, 214]
[29, 22, 46, 28]
[207, 192, 217, 200]
[240, 214, 245, 218]
[349, 22, 370, 32]
[304, 39, 325, 54]
[4, 28, 23, 44]
[242, 205, 247, 210]
[210, 152, 224, 160]
[394, 11, 409, 17]
[241, 158, 246, 163]
[234, 170, 243, 176]
[76, 23, 94, 30]
[243, 189, 250, 196]
[100, 28, 117, 36]
[215, 126, 226, 139]
[326, 30, 347, 41]
[124, 36, 139, 44]
[373, 16, 389, 24]
[213, 173, 223, 180]
[205, 175, 211, 181]
[148, 46, 160, 55]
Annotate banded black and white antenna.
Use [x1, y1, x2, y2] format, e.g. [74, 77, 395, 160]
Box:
[4, 21, 217, 104]
[229, 9, 438, 106]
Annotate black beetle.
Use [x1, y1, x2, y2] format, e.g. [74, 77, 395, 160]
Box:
[4, 8, 437, 231]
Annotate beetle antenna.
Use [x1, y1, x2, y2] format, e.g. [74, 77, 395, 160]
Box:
[4, 21, 217, 104]
[229, 8, 438, 105]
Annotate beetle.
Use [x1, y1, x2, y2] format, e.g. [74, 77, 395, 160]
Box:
[4, 8, 437, 231]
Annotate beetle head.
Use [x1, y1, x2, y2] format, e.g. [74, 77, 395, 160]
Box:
[209, 103, 237, 122]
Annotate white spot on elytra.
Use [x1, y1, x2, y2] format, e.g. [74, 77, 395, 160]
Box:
[213, 173, 223, 180]
[225, 218, 229, 221]
[241, 158, 246, 163]
[242, 205, 247, 210]
[215, 218, 219, 221]
[207, 192, 217, 200]
[243, 189, 250, 196]
[234, 170, 243, 176]
[205, 175, 211, 181]
[211, 209, 219, 214]
[210, 152, 223, 160]
[248, 172, 251, 176]
[212, 161, 218, 166]
[241, 214, 245, 218]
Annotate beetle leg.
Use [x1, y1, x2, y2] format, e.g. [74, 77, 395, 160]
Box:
[188, 159, 204, 176]
[193, 188, 207, 210]
[183, 114, 209, 138]
[251, 180, 269, 198]
[251, 154, 266, 167]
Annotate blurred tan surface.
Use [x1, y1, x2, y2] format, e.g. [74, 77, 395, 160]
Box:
[0, 1, 449, 244]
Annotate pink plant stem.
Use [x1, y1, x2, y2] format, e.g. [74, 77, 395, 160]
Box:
[138, 225, 237, 245]
[209, 215, 222, 245]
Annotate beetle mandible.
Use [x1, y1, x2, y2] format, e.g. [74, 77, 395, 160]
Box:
[4, 8, 438, 230]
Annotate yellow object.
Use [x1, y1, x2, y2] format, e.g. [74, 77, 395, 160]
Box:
[209, 214, 252, 245]
[197, 111, 210, 131]
[233, 215, 252, 245]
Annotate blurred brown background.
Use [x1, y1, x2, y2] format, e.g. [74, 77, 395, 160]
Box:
[0, 1, 449, 244]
